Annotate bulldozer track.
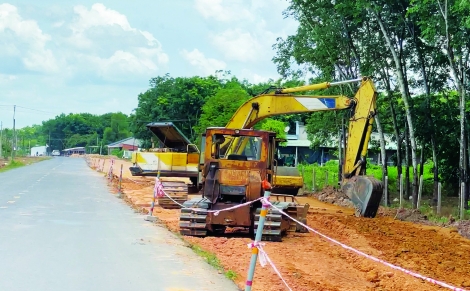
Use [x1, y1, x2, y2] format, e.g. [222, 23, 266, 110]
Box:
[179, 208, 208, 236]
[158, 181, 189, 209]
[254, 208, 283, 242]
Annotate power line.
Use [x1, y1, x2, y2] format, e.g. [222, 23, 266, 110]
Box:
[16, 106, 58, 115]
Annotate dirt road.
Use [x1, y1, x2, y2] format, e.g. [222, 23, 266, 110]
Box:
[90, 156, 470, 291]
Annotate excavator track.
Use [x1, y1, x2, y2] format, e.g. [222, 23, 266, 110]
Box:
[179, 198, 210, 236]
[157, 180, 189, 209]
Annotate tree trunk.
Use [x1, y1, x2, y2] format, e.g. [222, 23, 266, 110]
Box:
[405, 122, 410, 200]
[375, 114, 389, 205]
[431, 139, 439, 206]
[384, 78, 402, 178]
[406, 19, 439, 203]
[419, 145, 425, 177]
[437, 0, 467, 210]
[371, 8, 419, 208]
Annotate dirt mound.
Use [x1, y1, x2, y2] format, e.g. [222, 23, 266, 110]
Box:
[455, 220, 470, 239]
[311, 186, 355, 208]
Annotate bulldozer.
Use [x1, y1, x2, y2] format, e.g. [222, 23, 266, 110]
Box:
[179, 76, 383, 241]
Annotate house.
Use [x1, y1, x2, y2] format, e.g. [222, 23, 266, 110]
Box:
[30, 145, 48, 156]
[62, 147, 86, 156]
[279, 121, 397, 166]
[106, 137, 141, 155]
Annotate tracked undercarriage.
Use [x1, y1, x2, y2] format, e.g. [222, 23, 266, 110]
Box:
[156, 180, 189, 209]
[178, 194, 310, 242]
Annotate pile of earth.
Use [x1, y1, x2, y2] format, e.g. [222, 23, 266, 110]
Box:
[309, 186, 355, 208]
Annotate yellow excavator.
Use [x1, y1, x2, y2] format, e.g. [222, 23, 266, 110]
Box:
[179, 77, 383, 241]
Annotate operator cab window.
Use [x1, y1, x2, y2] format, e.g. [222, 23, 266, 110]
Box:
[211, 134, 262, 161]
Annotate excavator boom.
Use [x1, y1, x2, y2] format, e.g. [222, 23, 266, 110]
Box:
[222, 76, 383, 217]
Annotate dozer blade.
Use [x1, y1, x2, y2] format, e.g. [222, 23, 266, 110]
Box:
[342, 176, 383, 218]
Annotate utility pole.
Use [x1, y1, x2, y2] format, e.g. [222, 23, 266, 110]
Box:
[0, 121, 3, 159]
[11, 105, 16, 161]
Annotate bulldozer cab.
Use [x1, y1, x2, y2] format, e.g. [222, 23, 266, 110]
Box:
[200, 128, 276, 205]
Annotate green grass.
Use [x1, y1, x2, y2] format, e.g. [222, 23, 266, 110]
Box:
[298, 160, 437, 196]
[0, 160, 25, 173]
[191, 244, 238, 280]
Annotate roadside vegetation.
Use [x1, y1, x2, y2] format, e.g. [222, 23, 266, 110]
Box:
[0, 157, 49, 173]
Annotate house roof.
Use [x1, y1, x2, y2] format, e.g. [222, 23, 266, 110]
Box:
[286, 132, 398, 150]
[107, 137, 141, 148]
[62, 147, 85, 152]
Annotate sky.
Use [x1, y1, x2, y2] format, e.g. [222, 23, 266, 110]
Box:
[0, 0, 299, 129]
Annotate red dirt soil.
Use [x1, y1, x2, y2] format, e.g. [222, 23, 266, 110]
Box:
[88, 156, 470, 291]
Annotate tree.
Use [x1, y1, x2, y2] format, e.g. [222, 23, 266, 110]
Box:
[194, 79, 250, 140]
[131, 74, 222, 145]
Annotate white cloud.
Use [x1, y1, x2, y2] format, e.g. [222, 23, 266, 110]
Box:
[0, 74, 17, 82]
[194, 0, 297, 66]
[194, 0, 254, 22]
[63, 3, 169, 79]
[210, 29, 263, 62]
[181, 49, 226, 75]
[0, 3, 59, 73]
[52, 21, 64, 28]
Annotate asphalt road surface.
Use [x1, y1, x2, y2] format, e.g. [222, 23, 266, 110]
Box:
[0, 157, 240, 291]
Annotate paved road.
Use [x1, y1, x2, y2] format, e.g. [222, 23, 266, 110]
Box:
[0, 157, 240, 291]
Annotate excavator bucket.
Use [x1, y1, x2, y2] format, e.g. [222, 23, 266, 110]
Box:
[342, 176, 383, 218]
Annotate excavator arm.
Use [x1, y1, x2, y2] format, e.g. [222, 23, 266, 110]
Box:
[221, 76, 383, 217]
[223, 77, 377, 177]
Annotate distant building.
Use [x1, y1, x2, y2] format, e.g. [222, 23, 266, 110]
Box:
[279, 121, 397, 167]
[30, 145, 47, 156]
[62, 147, 86, 156]
[106, 137, 141, 155]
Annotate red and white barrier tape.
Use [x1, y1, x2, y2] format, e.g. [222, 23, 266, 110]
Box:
[154, 177, 263, 214]
[247, 241, 293, 291]
[263, 198, 468, 291]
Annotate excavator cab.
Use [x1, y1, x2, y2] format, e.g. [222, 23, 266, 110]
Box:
[179, 127, 310, 241]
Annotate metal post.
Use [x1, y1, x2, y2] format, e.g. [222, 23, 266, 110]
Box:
[11, 105, 15, 160]
[295, 146, 298, 167]
[312, 168, 316, 192]
[325, 171, 329, 187]
[245, 183, 271, 291]
[118, 164, 123, 198]
[437, 182, 442, 215]
[460, 182, 465, 220]
[417, 175, 423, 209]
[0, 121, 2, 158]
[145, 171, 160, 222]
[384, 176, 388, 207]
[399, 174, 403, 208]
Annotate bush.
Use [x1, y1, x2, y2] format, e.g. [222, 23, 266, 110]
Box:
[111, 149, 124, 158]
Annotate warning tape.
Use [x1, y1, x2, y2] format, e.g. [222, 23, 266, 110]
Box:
[263, 198, 468, 291]
[247, 241, 293, 291]
[152, 177, 263, 214]
[120, 174, 467, 290]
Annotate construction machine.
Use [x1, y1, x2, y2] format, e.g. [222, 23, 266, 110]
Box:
[129, 122, 200, 208]
[179, 77, 383, 241]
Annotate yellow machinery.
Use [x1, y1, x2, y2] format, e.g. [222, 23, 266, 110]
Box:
[179, 77, 384, 241]
[130, 122, 200, 208]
